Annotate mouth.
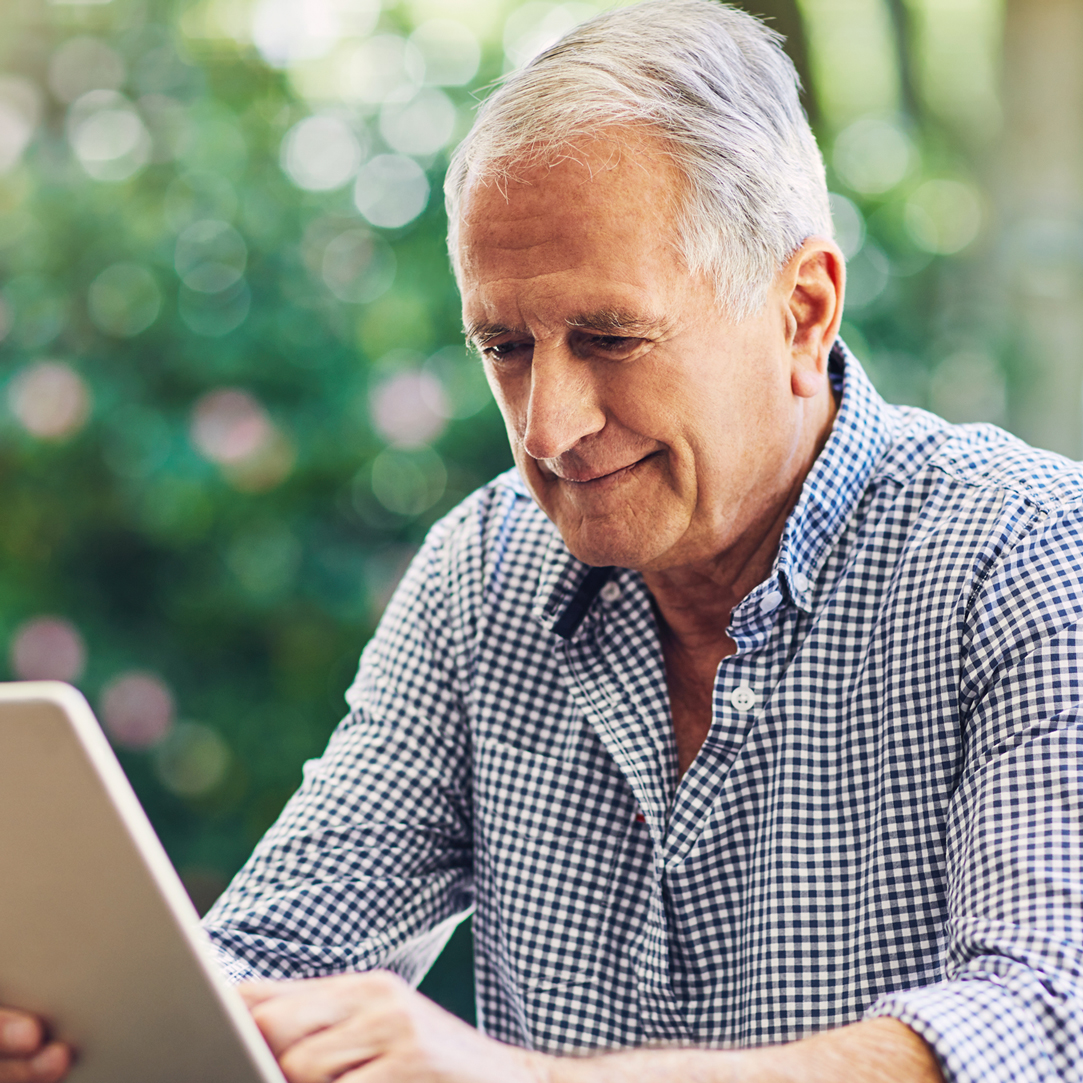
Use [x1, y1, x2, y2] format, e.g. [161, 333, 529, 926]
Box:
[547, 450, 661, 486]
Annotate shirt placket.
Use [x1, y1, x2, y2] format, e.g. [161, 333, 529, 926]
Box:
[554, 573, 691, 1042]
[663, 607, 784, 867]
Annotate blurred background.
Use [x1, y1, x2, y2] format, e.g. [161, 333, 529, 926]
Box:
[0, 0, 1078, 1024]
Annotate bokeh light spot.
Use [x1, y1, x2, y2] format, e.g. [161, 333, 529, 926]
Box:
[369, 445, 447, 517]
[252, 0, 379, 68]
[222, 428, 296, 492]
[2, 274, 67, 349]
[67, 90, 150, 182]
[411, 19, 480, 86]
[88, 262, 162, 337]
[321, 228, 396, 303]
[353, 154, 429, 229]
[154, 721, 230, 798]
[905, 179, 982, 255]
[190, 387, 273, 464]
[8, 360, 92, 440]
[843, 241, 891, 311]
[423, 345, 492, 419]
[370, 369, 448, 446]
[175, 218, 247, 293]
[337, 35, 424, 105]
[100, 670, 175, 750]
[0, 77, 42, 174]
[379, 88, 456, 157]
[833, 117, 916, 196]
[829, 192, 865, 259]
[281, 114, 365, 192]
[10, 616, 86, 681]
[503, 3, 599, 69]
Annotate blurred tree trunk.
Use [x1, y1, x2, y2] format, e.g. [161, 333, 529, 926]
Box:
[999, 0, 1083, 457]
[883, 0, 921, 122]
[743, 2, 820, 129]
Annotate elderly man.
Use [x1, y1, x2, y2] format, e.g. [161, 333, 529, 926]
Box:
[4, 1, 1082, 1081]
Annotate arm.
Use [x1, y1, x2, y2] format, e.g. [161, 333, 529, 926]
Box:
[860, 513, 1083, 1083]
[202, 502, 481, 984]
[240, 973, 944, 1083]
[554, 1019, 943, 1083]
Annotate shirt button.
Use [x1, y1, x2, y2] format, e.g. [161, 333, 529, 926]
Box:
[759, 590, 783, 614]
[730, 684, 758, 711]
[599, 581, 622, 603]
[792, 571, 810, 592]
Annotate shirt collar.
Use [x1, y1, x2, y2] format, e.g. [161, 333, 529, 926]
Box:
[769, 339, 892, 613]
[533, 340, 892, 638]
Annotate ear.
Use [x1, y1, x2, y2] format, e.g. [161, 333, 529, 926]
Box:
[779, 238, 845, 399]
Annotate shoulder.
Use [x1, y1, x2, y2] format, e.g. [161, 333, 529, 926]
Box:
[876, 405, 1083, 514]
[836, 403, 1083, 645]
[879, 411, 1083, 645]
[386, 467, 558, 626]
[418, 466, 554, 571]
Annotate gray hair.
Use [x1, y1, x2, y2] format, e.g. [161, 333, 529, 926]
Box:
[445, 0, 832, 320]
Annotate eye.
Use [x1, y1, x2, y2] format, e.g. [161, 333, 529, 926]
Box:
[575, 333, 643, 359]
[481, 340, 533, 363]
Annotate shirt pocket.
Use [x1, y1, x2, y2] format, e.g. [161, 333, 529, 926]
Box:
[473, 735, 636, 991]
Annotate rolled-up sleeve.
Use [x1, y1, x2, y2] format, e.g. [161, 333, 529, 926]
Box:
[868, 513, 1083, 1083]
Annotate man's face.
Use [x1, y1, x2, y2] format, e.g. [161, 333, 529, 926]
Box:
[456, 135, 826, 573]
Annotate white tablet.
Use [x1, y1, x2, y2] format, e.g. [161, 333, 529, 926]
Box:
[0, 681, 286, 1083]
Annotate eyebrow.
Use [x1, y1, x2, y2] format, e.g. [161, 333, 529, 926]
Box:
[565, 309, 670, 337]
[463, 321, 520, 349]
[464, 310, 669, 349]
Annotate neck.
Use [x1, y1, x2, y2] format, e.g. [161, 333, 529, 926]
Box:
[642, 386, 836, 650]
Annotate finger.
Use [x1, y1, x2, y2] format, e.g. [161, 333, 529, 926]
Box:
[250, 990, 357, 1060]
[0, 1042, 71, 1083]
[278, 1014, 388, 1083]
[238, 982, 300, 1009]
[0, 1012, 42, 1056]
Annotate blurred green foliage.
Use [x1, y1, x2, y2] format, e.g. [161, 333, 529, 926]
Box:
[0, 0, 516, 1020]
[0, 0, 1010, 1027]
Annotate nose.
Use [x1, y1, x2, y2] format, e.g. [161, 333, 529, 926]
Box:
[520, 349, 606, 461]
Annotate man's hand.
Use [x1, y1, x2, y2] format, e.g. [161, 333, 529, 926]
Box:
[0, 1010, 70, 1083]
[239, 972, 548, 1083]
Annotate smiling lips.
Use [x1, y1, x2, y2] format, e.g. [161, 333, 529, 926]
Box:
[542, 451, 660, 485]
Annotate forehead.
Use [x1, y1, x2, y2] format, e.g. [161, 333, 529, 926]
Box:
[455, 133, 686, 294]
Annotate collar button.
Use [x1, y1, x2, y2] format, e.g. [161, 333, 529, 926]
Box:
[759, 590, 783, 614]
[599, 580, 622, 603]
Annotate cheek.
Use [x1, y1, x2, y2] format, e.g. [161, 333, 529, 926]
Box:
[484, 371, 525, 441]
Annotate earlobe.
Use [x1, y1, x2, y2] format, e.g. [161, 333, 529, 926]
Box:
[791, 366, 826, 398]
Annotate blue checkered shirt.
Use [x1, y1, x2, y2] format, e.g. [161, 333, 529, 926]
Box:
[205, 345, 1083, 1083]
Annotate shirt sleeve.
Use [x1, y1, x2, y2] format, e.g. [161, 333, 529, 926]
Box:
[201, 504, 478, 986]
[866, 509, 1083, 1083]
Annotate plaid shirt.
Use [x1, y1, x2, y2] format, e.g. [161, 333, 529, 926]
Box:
[205, 345, 1083, 1083]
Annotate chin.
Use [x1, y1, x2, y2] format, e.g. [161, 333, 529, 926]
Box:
[558, 522, 673, 571]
